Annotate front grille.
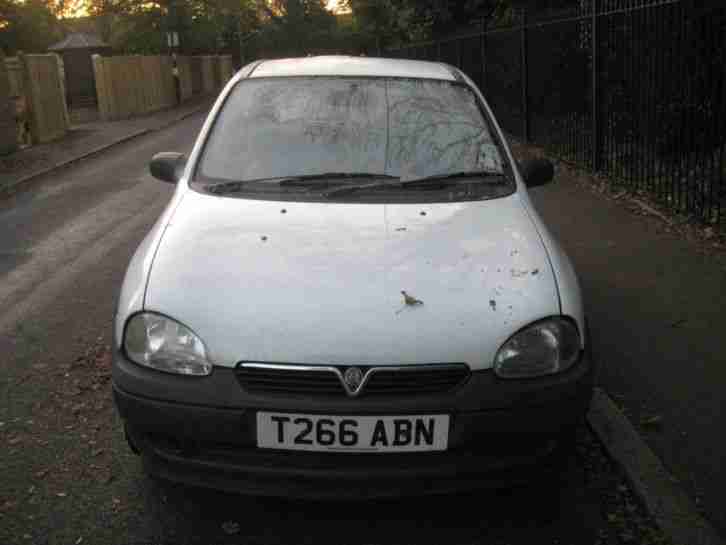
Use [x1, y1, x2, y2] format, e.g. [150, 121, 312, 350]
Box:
[235, 363, 470, 397]
[364, 367, 469, 396]
[236, 366, 343, 395]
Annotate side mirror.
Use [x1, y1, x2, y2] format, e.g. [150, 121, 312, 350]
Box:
[149, 152, 186, 184]
[519, 158, 554, 188]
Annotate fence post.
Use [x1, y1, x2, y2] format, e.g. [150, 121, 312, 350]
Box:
[480, 19, 487, 92]
[520, 8, 530, 142]
[591, 0, 601, 171]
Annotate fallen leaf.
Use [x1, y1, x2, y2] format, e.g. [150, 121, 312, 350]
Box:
[641, 415, 663, 429]
[222, 521, 241, 535]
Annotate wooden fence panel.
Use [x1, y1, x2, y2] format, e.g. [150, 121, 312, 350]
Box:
[177, 56, 193, 102]
[218, 56, 234, 85]
[200, 56, 215, 94]
[190, 57, 203, 95]
[4, 57, 23, 99]
[159, 56, 176, 108]
[20, 54, 68, 144]
[93, 54, 229, 121]
[0, 50, 17, 155]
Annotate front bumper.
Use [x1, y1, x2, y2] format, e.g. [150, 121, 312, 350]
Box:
[112, 348, 594, 497]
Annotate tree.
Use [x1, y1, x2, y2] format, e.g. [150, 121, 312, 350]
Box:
[344, 0, 512, 48]
[0, 0, 63, 54]
[343, 1, 587, 48]
[84, 0, 260, 54]
[253, 0, 340, 57]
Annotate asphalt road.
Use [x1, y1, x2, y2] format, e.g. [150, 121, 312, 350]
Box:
[0, 112, 669, 545]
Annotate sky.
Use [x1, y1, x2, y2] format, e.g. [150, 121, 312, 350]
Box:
[326, 0, 348, 12]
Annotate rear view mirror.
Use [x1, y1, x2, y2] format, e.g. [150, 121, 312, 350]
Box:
[150, 152, 186, 184]
[519, 158, 554, 188]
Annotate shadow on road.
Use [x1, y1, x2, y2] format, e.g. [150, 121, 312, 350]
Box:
[122, 435, 606, 545]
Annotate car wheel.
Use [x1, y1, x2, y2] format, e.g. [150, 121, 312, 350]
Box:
[124, 423, 141, 455]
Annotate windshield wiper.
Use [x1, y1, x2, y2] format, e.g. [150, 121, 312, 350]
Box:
[322, 170, 506, 198]
[205, 173, 396, 194]
[277, 172, 397, 186]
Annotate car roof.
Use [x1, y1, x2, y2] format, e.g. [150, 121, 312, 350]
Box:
[249, 56, 457, 81]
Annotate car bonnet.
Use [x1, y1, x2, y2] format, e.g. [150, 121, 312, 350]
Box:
[144, 191, 560, 370]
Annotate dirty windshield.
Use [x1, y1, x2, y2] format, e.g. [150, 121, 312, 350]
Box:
[195, 77, 511, 202]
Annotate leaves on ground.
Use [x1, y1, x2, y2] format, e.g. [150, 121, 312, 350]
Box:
[641, 415, 664, 430]
[222, 521, 241, 535]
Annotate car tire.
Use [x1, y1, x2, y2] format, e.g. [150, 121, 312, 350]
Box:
[546, 422, 582, 480]
[124, 423, 141, 455]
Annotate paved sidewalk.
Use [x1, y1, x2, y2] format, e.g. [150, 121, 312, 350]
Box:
[0, 97, 213, 194]
[511, 140, 726, 539]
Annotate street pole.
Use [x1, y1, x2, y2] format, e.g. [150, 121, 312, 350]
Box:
[238, 11, 244, 66]
[520, 7, 530, 143]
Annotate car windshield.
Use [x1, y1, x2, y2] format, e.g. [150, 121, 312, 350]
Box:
[195, 77, 511, 202]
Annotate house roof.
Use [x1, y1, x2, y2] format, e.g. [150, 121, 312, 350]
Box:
[250, 56, 457, 81]
[48, 33, 109, 51]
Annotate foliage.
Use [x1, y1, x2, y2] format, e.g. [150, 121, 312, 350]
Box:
[0, 0, 572, 59]
[343, 0, 514, 48]
[78, 0, 261, 54]
[0, 0, 64, 54]
[250, 0, 342, 58]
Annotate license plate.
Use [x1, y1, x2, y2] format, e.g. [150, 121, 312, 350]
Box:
[257, 412, 449, 453]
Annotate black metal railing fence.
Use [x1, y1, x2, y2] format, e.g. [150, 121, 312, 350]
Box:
[388, 0, 726, 227]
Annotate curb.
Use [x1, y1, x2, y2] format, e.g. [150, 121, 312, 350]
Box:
[0, 102, 210, 197]
[587, 388, 724, 545]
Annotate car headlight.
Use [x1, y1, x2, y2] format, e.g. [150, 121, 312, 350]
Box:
[494, 318, 581, 379]
[123, 312, 212, 376]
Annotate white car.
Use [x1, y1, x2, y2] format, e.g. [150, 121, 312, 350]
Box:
[112, 56, 593, 497]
